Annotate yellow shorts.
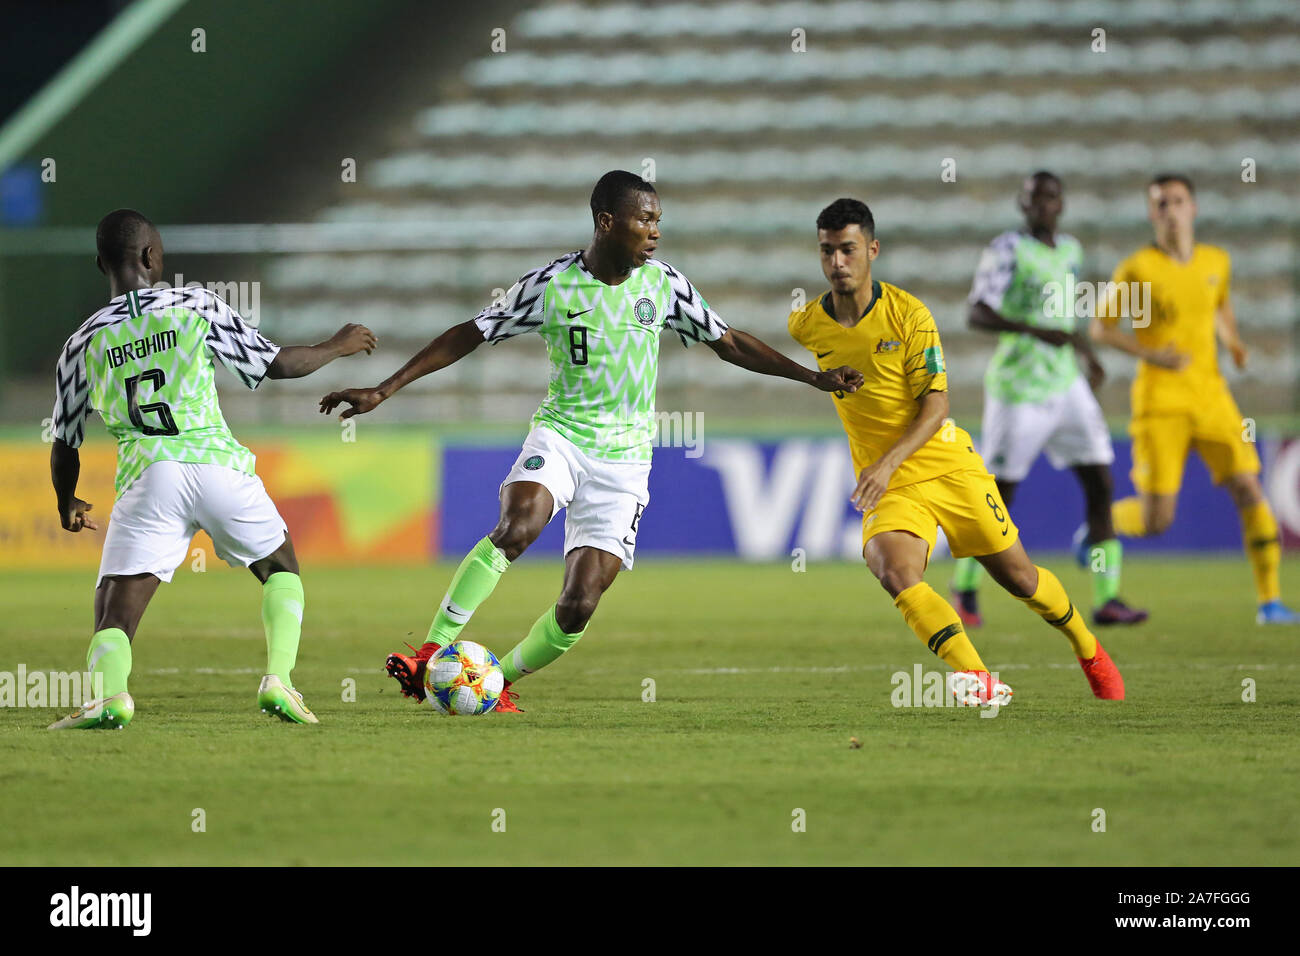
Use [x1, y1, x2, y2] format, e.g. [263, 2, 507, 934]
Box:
[1130, 387, 1259, 495]
[862, 467, 1019, 564]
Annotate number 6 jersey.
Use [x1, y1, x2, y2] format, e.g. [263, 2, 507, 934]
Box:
[51, 286, 280, 497]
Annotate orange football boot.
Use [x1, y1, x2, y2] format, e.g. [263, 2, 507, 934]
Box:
[385, 641, 441, 703]
[1078, 640, 1125, 700]
[494, 682, 523, 713]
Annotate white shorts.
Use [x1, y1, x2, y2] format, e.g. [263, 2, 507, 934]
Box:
[501, 426, 650, 570]
[98, 461, 288, 586]
[982, 375, 1114, 483]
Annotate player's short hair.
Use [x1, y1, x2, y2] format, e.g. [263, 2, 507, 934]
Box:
[1149, 172, 1195, 195]
[96, 208, 157, 268]
[1026, 170, 1062, 189]
[816, 198, 875, 237]
[590, 170, 657, 224]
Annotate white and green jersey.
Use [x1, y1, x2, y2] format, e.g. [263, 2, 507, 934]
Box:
[52, 287, 280, 497]
[969, 231, 1083, 405]
[474, 252, 728, 462]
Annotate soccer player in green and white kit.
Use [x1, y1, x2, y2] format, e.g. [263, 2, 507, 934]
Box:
[950, 172, 1147, 628]
[320, 170, 863, 711]
[48, 209, 376, 729]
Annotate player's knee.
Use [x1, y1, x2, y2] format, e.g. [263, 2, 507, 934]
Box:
[252, 537, 298, 580]
[1225, 474, 1263, 510]
[93, 611, 136, 639]
[555, 590, 599, 632]
[877, 566, 922, 599]
[489, 521, 539, 561]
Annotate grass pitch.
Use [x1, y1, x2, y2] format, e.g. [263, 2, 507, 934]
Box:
[1, 555, 1296, 865]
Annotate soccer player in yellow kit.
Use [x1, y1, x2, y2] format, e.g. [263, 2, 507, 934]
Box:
[1092, 174, 1296, 625]
[790, 199, 1125, 703]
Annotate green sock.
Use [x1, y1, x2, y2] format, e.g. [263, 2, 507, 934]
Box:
[951, 556, 984, 592]
[428, 536, 511, 646]
[86, 628, 132, 698]
[1087, 538, 1123, 606]
[262, 572, 304, 683]
[499, 606, 584, 682]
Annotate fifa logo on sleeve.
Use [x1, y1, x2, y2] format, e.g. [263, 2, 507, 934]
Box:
[924, 346, 944, 374]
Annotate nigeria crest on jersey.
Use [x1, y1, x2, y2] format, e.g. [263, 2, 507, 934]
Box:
[471, 253, 729, 463]
[634, 297, 657, 327]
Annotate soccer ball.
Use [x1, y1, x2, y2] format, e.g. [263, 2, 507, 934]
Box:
[424, 640, 505, 715]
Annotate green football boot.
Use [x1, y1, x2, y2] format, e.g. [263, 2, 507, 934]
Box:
[257, 675, 319, 724]
[48, 691, 135, 730]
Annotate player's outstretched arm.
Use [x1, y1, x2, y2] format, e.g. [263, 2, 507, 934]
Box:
[968, 302, 1071, 347]
[319, 319, 485, 419]
[1089, 317, 1188, 370]
[706, 328, 863, 393]
[267, 323, 377, 380]
[850, 389, 949, 513]
[49, 438, 97, 533]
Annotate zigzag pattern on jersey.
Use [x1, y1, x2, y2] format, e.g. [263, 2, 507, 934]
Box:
[87, 308, 243, 495]
[123, 285, 277, 388]
[88, 311, 198, 424]
[197, 289, 279, 389]
[534, 262, 660, 461]
[51, 297, 135, 447]
[649, 258, 729, 345]
[53, 286, 276, 446]
[477, 251, 582, 342]
[977, 232, 1084, 405]
[589, 299, 655, 405]
[969, 231, 1020, 308]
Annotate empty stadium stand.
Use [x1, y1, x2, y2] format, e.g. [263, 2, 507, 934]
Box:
[241, 0, 1299, 427]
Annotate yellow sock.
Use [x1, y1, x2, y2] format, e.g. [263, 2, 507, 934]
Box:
[1112, 496, 1147, 537]
[1017, 566, 1098, 660]
[1240, 501, 1281, 604]
[895, 582, 987, 672]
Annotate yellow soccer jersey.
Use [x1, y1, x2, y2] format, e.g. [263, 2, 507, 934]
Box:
[789, 280, 981, 488]
[1097, 244, 1231, 417]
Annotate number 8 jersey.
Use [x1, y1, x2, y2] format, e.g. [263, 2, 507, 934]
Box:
[474, 252, 728, 463]
[51, 286, 280, 498]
